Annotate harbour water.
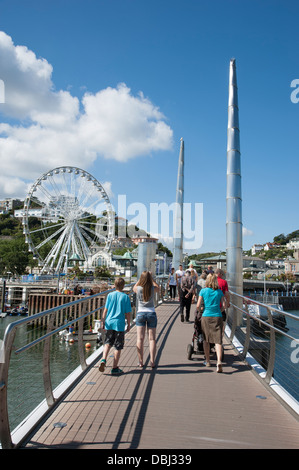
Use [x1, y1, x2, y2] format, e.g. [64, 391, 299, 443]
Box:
[0, 315, 100, 431]
[273, 309, 299, 402]
[0, 309, 298, 433]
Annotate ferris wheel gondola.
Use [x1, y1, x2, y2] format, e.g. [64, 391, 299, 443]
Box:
[22, 166, 114, 274]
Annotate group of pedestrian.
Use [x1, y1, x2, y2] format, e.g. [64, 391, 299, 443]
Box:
[169, 263, 200, 323]
[171, 263, 230, 373]
[97, 264, 230, 375]
[98, 271, 158, 375]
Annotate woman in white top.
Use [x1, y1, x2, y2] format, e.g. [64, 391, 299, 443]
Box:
[133, 271, 159, 368]
[167, 267, 177, 299]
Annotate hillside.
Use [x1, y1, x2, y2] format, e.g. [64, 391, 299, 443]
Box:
[0, 206, 297, 275]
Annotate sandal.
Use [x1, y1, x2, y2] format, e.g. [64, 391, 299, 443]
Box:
[217, 363, 223, 373]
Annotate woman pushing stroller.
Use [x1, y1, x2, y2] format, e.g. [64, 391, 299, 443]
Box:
[196, 273, 226, 373]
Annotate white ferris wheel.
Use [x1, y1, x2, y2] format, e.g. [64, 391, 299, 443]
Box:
[22, 166, 114, 274]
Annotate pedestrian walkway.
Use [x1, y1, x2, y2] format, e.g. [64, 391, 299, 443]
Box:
[23, 301, 299, 449]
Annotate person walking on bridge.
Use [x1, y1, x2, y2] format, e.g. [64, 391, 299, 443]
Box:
[167, 267, 177, 299]
[176, 264, 185, 300]
[196, 274, 226, 372]
[180, 270, 195, 322]
[99, 277, 132, 375]
[133, 271, 159, 368]
[215, 268, 230, 328]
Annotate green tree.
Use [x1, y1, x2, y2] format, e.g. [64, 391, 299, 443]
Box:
[273, 233, 286, 244]
[94, 266, 111, 278]
[0, 235, 29, 275]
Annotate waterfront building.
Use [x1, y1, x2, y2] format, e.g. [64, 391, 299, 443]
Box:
[284, 249, 299, 277]
[286, 238, 299, 250]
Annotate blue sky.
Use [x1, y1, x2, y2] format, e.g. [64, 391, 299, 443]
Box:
[0, 0, 298, 254]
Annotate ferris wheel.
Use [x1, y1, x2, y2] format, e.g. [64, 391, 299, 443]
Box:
[22, 166, 114, 274]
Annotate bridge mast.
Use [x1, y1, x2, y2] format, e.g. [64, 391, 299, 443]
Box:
[226, 58, 243, 322]
[173, 137, 184, 269]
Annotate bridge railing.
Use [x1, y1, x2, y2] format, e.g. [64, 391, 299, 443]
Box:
[0, 279, 168, 449]
[227, 291, 299, 411]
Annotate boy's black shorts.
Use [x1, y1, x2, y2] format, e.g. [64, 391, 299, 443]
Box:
[104, 330, 125, 350]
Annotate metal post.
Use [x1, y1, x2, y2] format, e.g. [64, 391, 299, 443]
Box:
[1, 280, 6, 312]
[265, 306, 276, 384]
[0, 326, 17, 449]
[137, 240, 157, 278]
[43, 313, 55, 406]
[173, 138, 184, 269]
[226, 58, 243, 326]
[78, 302, 88, 371]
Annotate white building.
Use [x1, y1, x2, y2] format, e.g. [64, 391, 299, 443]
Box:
[251, 244, 264, 255]
[14, 209, 43, 218]
[286, 238, 299, 250]
[285, 250, 299, 275]
[264, 242, 281, 251]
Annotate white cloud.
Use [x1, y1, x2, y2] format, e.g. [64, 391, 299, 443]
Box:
[80, 85, 173, 161]
[0, 32, 173, 198]
[0, 175, 30, 199]
[102, 181, 114, 199]
[243, 227, 254, 237]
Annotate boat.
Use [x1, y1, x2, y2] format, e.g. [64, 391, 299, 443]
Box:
[59, 319, 102, 343]
[6, 306, 28, 316]
[247, 303, 288, 333]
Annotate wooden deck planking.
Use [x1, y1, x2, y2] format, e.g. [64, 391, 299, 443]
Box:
[23, 301, 299, 449]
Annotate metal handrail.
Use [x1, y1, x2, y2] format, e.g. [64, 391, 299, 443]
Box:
[0, 287, 115, 449]
[228, 291, 299, 387]
[0, 279, 167, 449]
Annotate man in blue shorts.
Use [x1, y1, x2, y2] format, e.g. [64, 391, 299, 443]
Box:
[99, 277, 131, 375]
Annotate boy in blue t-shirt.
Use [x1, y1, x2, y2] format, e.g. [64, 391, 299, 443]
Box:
[99, 277, 131, 375]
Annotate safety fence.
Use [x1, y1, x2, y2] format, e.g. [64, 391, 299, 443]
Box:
[1, 284, 298, 449]
[227, 291, 299, 413]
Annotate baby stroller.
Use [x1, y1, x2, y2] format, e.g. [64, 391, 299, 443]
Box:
[187, 310, 205, 360]
[187, 309, 222, 361]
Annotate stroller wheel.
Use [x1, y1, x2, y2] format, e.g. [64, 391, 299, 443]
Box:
[187, 344, 193, 360]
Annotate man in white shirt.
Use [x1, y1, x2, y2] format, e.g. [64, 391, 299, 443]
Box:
[176, 264, 185, 301]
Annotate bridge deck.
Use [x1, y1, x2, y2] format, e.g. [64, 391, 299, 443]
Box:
[24, 302, 299, 449]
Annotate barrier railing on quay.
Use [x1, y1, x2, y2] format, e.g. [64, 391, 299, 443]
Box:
[227, 291, 299, 415]
[0, 279, 167, 449]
